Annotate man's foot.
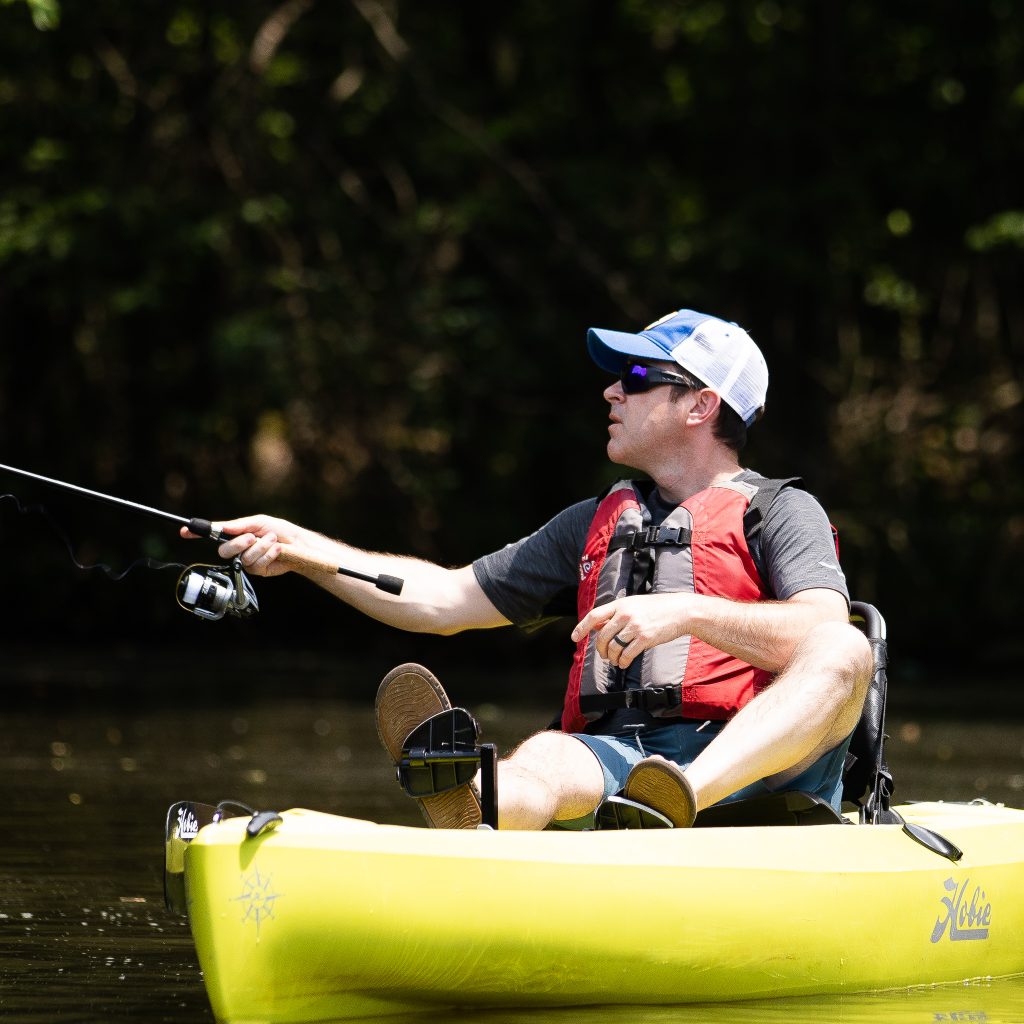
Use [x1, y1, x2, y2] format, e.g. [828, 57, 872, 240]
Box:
[375, 663, 482, 829]
[622, 757, 697, 828]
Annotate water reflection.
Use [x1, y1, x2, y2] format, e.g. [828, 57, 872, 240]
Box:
[1, 691, 1023, 1022]
[408, 979, 1024, 1024]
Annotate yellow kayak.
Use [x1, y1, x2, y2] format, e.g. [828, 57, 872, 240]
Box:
[176, 800, 1024, 1023]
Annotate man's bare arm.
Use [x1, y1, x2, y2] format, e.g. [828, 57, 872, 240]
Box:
[182, 515, 511, 635]
[571, 588, 848, 673]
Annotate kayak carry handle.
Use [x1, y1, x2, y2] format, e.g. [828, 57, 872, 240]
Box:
[246, 810, 283, 838]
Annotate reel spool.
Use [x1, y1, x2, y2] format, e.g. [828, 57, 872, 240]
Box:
[176, 559, 259, 621]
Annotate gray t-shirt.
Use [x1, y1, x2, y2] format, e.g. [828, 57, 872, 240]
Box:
[472, 470, 848, 631]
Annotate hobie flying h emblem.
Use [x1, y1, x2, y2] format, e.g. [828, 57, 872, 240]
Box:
[930, 877, 992, 942]
[177, 804, 200, 840]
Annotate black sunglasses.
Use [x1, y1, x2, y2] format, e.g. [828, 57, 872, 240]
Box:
[619, 360, 705, 394]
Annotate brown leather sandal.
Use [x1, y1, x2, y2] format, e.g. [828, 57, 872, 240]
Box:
[375, 663, 482, 829]
[622, 757, 697, 828]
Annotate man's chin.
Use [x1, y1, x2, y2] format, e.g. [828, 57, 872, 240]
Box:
[606, 443, 640, 473]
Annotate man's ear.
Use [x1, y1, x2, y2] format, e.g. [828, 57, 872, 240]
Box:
[686, 388, 721, 427]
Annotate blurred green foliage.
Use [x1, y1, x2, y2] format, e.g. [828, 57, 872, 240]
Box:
[0, 1, 1020, 672]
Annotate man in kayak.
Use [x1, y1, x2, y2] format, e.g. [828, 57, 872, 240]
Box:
[187, 309, 871, 829]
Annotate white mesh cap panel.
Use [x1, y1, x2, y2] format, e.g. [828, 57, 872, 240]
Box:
[670, 319, 767, 425]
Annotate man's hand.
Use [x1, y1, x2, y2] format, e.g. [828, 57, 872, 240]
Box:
[571, 593, 694, 669]
[180, 515, 300, 577]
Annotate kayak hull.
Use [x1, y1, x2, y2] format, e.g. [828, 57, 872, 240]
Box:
[183, 801, 1024, 1022]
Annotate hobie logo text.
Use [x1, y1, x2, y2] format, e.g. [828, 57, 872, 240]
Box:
[930, 877, 991, 943]
[177, 805, 200, 840]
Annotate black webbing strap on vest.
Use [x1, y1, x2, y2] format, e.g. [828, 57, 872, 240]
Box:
[607, 525, 693, 552]
[593, 497, 662, 695]
[579, 684, 683, 715]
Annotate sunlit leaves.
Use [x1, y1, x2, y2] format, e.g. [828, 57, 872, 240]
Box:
[1, 0, 59, 30]
[966, 211, 1024, 251]
[166, 9, 202, 48]
[863, 268, 922, 315]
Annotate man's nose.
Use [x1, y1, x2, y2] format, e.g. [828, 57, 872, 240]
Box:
[604, 380, 624, 403]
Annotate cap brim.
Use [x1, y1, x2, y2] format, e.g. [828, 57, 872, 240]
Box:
[587, 327, 670, 373]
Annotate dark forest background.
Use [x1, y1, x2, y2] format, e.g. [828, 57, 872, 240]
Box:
[1, 0, 1021, 688]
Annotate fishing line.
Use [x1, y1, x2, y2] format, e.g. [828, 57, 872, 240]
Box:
[0, 460, 403, 622]
[0, 489, 258, 621]
[0, 491, 185, 581]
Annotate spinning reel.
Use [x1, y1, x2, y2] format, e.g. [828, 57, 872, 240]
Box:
[176, 559, 260, 621]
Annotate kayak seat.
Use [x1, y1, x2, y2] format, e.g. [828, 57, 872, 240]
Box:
[693, 790, 846, 827]
[843, 601, 897, 824]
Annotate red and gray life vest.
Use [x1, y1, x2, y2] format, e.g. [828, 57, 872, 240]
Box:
[561, 476, 797, 734]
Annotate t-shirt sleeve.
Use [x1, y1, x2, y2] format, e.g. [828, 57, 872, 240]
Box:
[760, 487, 850, 605]
[471, 498, 597, 629]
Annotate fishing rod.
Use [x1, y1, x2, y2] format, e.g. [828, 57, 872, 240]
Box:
[0, 461, 405, 621]
[0, 461, 226, 540]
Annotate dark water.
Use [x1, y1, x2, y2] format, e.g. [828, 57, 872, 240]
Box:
[2, 674, 1024, 1023]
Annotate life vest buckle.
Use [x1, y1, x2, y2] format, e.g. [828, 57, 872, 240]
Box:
[641, 685, 682, 710]
[628, 525, 690, 549]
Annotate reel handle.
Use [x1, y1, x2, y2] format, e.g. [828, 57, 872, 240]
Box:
[276, 547, 405, 595]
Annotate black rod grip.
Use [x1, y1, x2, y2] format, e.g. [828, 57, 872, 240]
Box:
[186, 517, 224, 540]
[375, 574, 404, 596]
[336, 565, 405, 595]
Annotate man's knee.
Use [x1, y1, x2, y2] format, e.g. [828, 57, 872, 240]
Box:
[793, 620, 873, 708]
[505, 729, 594, 775]
[504, 730, 606, 801]
[498, 730, 605, 827]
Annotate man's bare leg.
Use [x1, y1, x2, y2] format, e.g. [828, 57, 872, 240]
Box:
[682, 620, 873, 811]
[494, 731, 606, 830]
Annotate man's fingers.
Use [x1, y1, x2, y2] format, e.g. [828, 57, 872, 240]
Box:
[608, 634, 641, 669]
[571, 604, 616, 643]
[214, 533, 251, 560]
[210, 532, 284, 577]
[247, 535, 279, 569]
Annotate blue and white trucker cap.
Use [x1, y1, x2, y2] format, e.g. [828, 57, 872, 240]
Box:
[587, 309, 769, 426]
